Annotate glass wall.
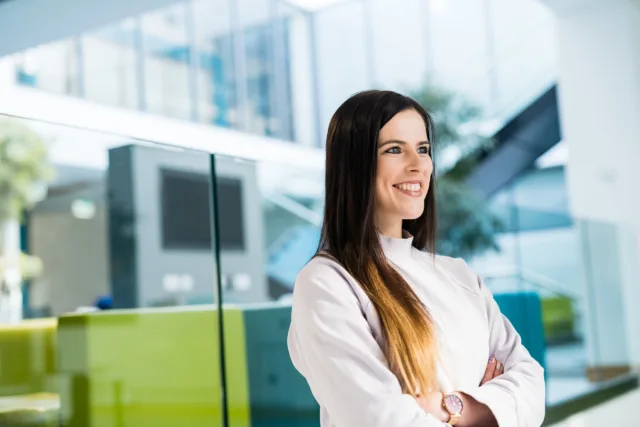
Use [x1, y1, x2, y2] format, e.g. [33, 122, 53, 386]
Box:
[213, 155, 323, 426]
[0, 115, 225, 426]
[191, 0, 237, 127]
[0, 114, 326, 426]
[311, 0, 557, 144]
[7, 0, 556, 150]
[12, 40, 82, 96]
[82, 18, 139, 109]
[470, 166, 634, 405]
[0, 114, 636, 425]
[141, 4, 192, 120]
[7, 0, 295, 141]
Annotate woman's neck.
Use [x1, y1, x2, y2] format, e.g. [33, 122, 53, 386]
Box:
[376, 218, 403, 239]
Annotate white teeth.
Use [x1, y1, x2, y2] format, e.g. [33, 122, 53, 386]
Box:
[395, 183, 421, 192]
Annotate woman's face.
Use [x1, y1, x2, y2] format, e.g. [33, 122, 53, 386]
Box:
[375, 109, 433, 236]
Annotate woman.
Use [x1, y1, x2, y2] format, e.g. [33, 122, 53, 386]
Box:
[287, 90, 545, 426]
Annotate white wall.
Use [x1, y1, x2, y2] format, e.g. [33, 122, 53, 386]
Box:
[368, 0, 430, 91]
[29, 191, 110, 315]
[541, 0, 640, 367]
[0, 56, 16, 91]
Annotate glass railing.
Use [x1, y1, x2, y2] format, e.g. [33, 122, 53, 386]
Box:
[469, 182, 635, 409]
[5, 0, 296, 142]
[4, 0, 557, 151]
[453, 15, 557, 131]
[436, 16, 559, 174]
[212, 155, 323, 426]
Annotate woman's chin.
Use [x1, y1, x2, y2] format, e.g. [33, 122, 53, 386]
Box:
[402, 208, 425, 221]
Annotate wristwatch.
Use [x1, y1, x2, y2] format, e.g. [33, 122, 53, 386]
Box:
[442, 392, 464, 425]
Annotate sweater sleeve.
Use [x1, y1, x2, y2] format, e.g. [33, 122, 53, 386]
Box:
[287, 258, 448, 427]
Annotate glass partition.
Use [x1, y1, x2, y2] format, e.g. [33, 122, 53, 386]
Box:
[11, 40, 82, 96]
[0, 115, 635, 427]
[0, 115, 225, 427]
[191, 0, 237, 128]
[82, 18, 139, 109]
[141, 4, 192, 120]
[212, 154, 323, 426]
[470, 168, 633, 406]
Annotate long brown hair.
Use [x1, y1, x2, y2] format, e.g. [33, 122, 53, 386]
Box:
[318, 90, 439, 395]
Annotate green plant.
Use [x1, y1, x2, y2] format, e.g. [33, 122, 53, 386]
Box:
[0, 119, 54, 222]
[410, 84, 503, 259]
[411, 84, 490, 156]
[435, 179, 503, 258]
[0, 119, 54, 280]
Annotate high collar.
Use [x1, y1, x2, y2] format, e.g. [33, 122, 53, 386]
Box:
[379, 230, 414, 257]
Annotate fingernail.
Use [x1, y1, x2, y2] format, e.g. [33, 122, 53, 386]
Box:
[489, 355, 495, 363]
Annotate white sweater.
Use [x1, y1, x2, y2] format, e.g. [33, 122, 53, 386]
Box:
[287, 233, 546, 427]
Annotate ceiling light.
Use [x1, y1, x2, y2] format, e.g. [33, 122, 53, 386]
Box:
[285, 0, 349, 12]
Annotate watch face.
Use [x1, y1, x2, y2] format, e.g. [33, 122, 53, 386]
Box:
[444, 394, 463, 414]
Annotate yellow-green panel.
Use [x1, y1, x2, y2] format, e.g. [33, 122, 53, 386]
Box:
[541, 296, 575, 342]
[222, 308, 251, 427]
[57, 306, 247, 427]
[0, 318, 57, 397]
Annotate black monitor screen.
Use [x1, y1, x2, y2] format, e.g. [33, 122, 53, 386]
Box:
[215, 176, 246, 251]
[161, 169, 245, 251]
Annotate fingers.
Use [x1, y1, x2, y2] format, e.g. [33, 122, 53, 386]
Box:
[481, 355, 497, 385]
[481, 356, 505, 385]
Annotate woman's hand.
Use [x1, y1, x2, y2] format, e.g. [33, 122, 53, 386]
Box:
[414, 389, 499, 426]
[413, 392, 449, 422]
[413, 357, 504, 422]
[480, 355, 504, 385]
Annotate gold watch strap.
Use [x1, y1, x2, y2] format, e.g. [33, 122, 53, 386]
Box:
[448, 413, 461, 425]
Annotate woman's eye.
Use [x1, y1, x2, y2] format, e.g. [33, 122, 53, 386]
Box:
[386, 146, 401, 154]
[419, 145, 430, 154]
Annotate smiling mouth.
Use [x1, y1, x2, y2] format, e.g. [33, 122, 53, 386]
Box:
[392, 183, 423, 196]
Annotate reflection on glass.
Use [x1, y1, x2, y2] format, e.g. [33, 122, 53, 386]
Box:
[12, 40, 82, 96]
[192, 0, 237, 128]
[82, 18, 139, 109]
[0, 117, 224, 426]
[213, 155, 323, 426]
[142, 3, 192, 120]
[470, 167, 632, 405]
[237, 0, 294, 139]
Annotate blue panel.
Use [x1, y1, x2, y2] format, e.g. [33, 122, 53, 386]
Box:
[494, 292, 547, 374]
